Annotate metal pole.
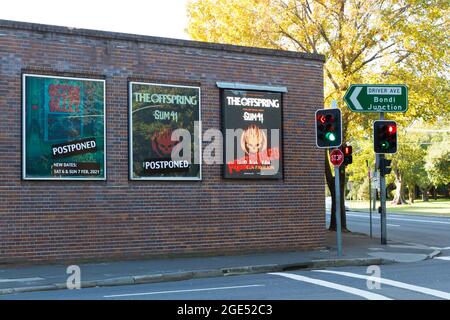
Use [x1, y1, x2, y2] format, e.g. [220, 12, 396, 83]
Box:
[380, 154, 387, 244]
[373, 156, 378, 211]
[331, 100, 343, 256]
[379, 112, 387, 245]
[367, 161, 372, 238]
[334, 159, 343, 256]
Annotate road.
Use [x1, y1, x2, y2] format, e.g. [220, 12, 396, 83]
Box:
[327, 210, 450, 248]
[0, 258, 449, 300]
[1, 210, 449, 300]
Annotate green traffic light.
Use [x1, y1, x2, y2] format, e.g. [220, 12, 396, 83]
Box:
[381, 141, 390, 149]
[325, 132, 336, 142]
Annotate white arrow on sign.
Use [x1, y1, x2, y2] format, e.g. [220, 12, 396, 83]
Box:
[350, 86, 363, 110]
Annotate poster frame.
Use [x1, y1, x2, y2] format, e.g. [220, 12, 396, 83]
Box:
[128, 81, 202, 181]
[22, 73, 107, 181]
[221, 88, 284, 180]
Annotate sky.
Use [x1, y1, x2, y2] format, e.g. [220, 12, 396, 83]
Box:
[1, 0, 191, 39]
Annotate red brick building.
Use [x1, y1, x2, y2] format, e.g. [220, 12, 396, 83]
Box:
[0, 20, 325, 264]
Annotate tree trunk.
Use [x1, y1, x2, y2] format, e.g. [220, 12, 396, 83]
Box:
[326, 150, 348, 231]
[391, 168, 408, 205]
[325, 151, 336, 229]
[408, 184, 415, 203]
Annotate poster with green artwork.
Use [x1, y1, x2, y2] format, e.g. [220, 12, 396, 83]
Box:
[129, 82, 201, 180]
[22, 74, 106, 180]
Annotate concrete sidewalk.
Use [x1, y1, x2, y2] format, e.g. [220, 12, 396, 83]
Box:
[0, 231, 439, 295]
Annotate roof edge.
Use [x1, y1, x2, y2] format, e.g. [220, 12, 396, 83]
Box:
[216, 82, 288, 92]
[0, 19, 325, 62]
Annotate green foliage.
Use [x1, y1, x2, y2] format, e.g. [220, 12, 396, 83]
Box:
[186, 0, 450, 200]
[425, 135, 450, 186]
[187, 0, 449, 128]
[391, 136, 429, 188]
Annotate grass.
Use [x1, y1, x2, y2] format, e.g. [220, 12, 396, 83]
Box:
[346, 198, 450, 217]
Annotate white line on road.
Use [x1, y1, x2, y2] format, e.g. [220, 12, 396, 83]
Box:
[104, 284, 265, 298]
[269, 272, 391, 300]
[429, 247, 450, 250]
[387, 224, 400, 227]
[435, 257, 450, 261]
[315, 270, 450, 300]
[0, 277, 44, 283]
[346, 213, 450, 225]
[388, 244, 430, 250]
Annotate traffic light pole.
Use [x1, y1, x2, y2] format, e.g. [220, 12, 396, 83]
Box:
[379, 112, 387, 245]
[380, 154, 387, 245]
[367, 160, 373, 238]
[334, 152, 343, 256]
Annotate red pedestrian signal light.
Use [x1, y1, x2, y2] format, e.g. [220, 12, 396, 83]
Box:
[315, 108, 342, 148]
[374, 120, 397, 154]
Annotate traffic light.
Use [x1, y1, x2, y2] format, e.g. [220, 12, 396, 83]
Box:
[315, 108, 342, 148]
[379, 158, 392, 176]
[342, 145, 352, 165]
[373, 120, 397, 154]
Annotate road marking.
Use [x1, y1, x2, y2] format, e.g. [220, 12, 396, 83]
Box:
[104, 284, 265, 298]
[435, 257, 450, 261]
[387, 224, 400, 227]
[389, 244, 430, 249]
[0, 277, 44, 283]
[315, 270, 450, 300]
[346, 213, 450, 225]
[269, 272, 391, 300]
[429, 247, 450, 250]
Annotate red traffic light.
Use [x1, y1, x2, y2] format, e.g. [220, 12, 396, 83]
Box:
[318, 115, 327, 124]
[374, 120, 397, 154]
[387, 124, 396, 134]
[340, 145, 352, 165]
[344, 146, 352, 155]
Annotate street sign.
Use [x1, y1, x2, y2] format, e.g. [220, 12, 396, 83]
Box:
[330, 149, 344, 167]
[372, 177, 380, 190]
[344, 84, 408, 113]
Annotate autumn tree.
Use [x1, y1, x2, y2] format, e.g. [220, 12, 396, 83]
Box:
[425, 132, 450, 188]
[187, 0, 449, 229]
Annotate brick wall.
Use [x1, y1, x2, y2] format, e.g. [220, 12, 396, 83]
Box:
[0, 20, 326, 264]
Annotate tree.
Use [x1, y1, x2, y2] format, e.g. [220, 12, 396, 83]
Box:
[345, 139, 375, 201]
[425, 138, 450, 187]
[389, 142, 428, 204]
[187, 0, 450, 229]
[397, 121, 450, 202]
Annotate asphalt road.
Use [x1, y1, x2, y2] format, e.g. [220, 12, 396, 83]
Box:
[1, 257, 449, 300]
[326, 211, 450, 248]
